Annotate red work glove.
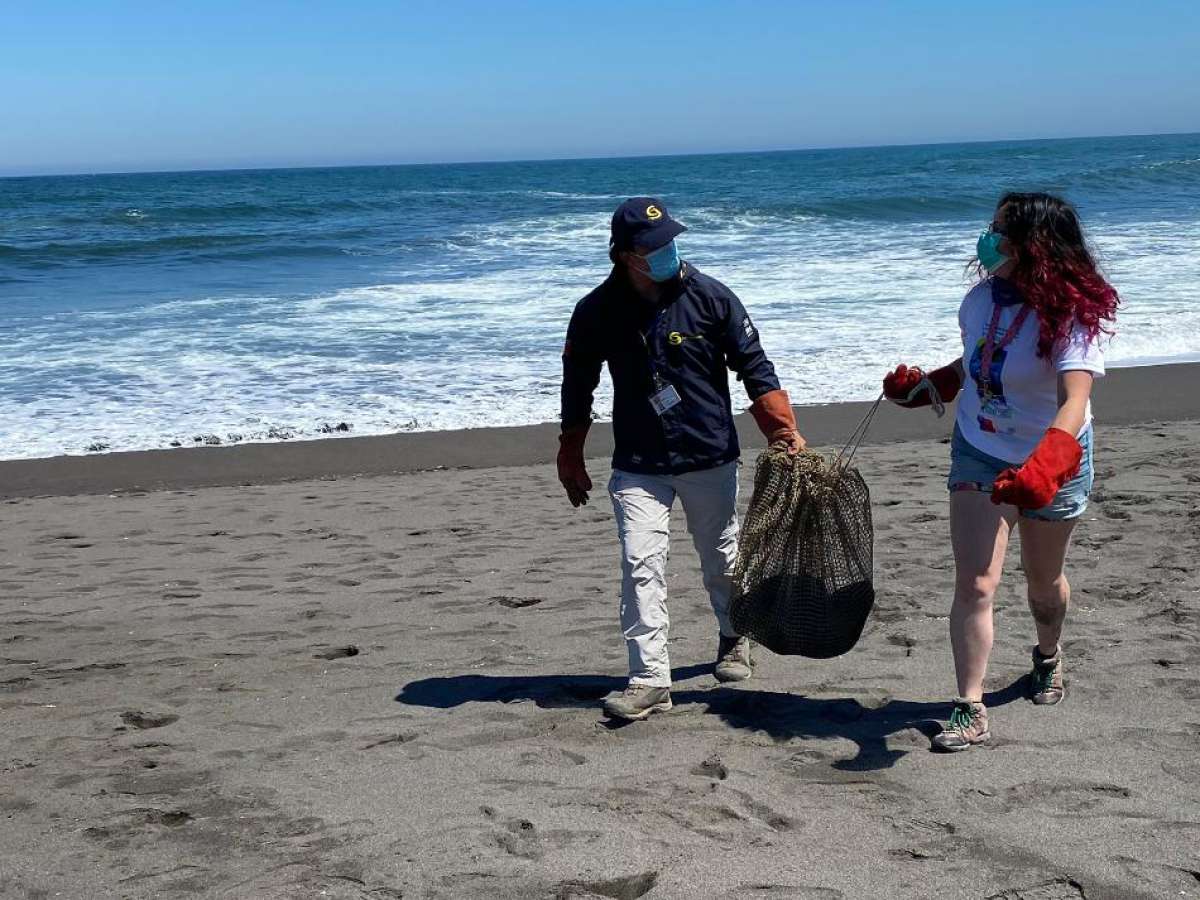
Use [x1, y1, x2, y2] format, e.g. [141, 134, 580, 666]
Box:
[749, 389, 806, 455]
[882, 363, 962, 409]
[557, 423, 593, 507]
[991, 428, 1083, 510]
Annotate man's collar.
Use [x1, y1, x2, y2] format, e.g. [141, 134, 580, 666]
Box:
[605, 261, 694, 305]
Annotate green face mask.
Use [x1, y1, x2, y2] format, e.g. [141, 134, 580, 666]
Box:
[976, 229, 1010, 273]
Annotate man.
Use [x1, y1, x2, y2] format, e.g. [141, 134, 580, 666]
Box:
[558, 197, 805, 721]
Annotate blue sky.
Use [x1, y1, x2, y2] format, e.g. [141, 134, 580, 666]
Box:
[3, 0, 1198, 175]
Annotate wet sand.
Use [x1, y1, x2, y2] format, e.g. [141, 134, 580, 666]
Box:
[1, 368, 1199, 898]
[1, 362, 1197, 498]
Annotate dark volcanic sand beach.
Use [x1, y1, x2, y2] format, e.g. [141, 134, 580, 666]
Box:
[1, 364, 1199, 899]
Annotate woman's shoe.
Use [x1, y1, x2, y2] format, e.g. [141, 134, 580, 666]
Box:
[1029, 645, 1065, 705]
[931, 697, 990, 752]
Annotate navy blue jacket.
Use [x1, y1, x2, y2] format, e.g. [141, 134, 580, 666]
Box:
[561, 262, 781, 475]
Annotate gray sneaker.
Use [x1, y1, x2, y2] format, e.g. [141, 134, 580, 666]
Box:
[1029, 645, 1065, 705]
[603, 684, 672, 721]
[714, 634, 754, 683]
[931, 698, 990, 752]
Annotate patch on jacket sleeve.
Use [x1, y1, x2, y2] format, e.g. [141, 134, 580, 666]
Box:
[742, 316, 756, 339]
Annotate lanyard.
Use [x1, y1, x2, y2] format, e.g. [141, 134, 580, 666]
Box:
[979, 301, 1031, 395]
[639, 307, 669, 390]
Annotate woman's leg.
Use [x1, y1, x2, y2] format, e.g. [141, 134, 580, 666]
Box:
[1017, 517, 1077, 656]
[949, 491, 1018, 701]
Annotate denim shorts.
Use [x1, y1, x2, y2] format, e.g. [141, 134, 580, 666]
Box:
[948, 424, 1094, 521]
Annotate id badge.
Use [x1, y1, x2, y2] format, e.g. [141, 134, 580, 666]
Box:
[649, 384, 682, 415]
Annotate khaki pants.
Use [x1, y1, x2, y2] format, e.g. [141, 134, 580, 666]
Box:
[608, 461, 739, 687]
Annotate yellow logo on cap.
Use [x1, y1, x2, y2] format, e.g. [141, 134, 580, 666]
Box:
[646, 205, 662, 221]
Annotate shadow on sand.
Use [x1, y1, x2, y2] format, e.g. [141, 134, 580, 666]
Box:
[395, 666, 1027, 771]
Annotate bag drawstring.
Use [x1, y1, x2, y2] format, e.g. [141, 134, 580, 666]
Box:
[835, 392, 884, 473]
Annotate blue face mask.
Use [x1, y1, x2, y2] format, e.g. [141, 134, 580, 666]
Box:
[976, 229, 1010, 274]
[640, 241, 681, 282]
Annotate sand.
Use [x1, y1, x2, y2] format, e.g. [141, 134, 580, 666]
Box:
[1, 362, 1197, 498]
[1, 370, 1199, 899]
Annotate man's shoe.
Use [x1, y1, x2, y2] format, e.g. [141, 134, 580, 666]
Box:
[931, 698, 990, 752]
[603, 685, 672, 721]
[1029, 645, 1065, 705]
[714, 634, 754, 683]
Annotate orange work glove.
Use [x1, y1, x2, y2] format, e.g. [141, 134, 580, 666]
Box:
[882, 363, 962, 409]
[749, 389, 806, 455]
[991, 428, 1083, 510]
[557, 423, 593, 507]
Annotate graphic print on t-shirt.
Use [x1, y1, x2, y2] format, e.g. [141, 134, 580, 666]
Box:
[968, 338, 1015, 435]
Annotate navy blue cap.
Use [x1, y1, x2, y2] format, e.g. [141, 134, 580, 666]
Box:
[610, 197, 687, 252]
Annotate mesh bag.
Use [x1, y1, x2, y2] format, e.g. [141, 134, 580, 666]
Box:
[729, 448, 875, 658]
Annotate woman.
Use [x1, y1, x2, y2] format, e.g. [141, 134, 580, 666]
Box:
[882, 192, 1119, 752]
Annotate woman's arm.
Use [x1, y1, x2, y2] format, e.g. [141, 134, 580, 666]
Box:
[991, 369, 1092, 508]
[882, 357, 964, 407]
[1050, 370, 1094, 436]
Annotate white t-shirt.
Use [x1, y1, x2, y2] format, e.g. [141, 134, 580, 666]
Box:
[955, 278, 1105, 463]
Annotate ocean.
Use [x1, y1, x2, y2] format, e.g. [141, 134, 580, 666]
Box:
[2, 133, 1198, 461]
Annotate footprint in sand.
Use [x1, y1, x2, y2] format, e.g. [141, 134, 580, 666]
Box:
[82, 807, 194, 844]
[313, 645, 360, 660]
[969, 780, 1132, 814]
[1112, 856, 1200, 895]
[0, 795, 35, 814]
[120, 711, 180, 730]
[491, 817, 597, 862]
[691, 753, 728, 780]
[517, 747, 586, 768]
[492, 596, 543, 609]
[556, 871, 659, 899]
[359, 732, 419, 750]
[985, 879, 1085, 900]
[731, 888, 842, 899]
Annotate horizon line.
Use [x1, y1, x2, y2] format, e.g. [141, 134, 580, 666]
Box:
[2, 128, 1197, 181]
